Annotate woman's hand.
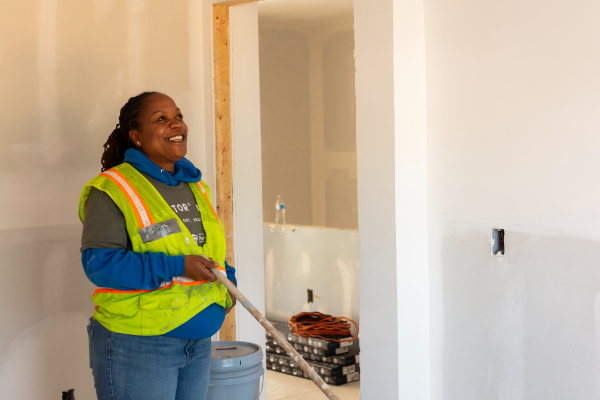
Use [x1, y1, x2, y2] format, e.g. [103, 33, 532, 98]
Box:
[184, 255, 219, 282]
[226, 284, 237, 314]
[184, 255, 237, 313]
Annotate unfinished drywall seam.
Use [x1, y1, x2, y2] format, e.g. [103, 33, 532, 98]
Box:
[38, 0, 60, 165]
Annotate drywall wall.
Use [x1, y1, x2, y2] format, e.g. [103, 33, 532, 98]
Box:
[257, 0, 354, 24]
[228, 4, 268, 400]
[258, 26, 313, 226]
[258, 15, 358, 229]
[0, 0, 212, 397]
[263, 224, 359, 327]
[354, 0, 429, 399]
[322, 28, 358, 230]
[392, 0, 429, 397]
[425, 0, 600, 399]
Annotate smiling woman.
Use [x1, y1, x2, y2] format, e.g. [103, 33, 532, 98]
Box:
[128, 93, 189, 171]
[79, 92, 237, 400]
[101, 92, 188, 172]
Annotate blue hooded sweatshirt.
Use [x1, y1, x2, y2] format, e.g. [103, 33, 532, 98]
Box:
[81, 149, 237, 338]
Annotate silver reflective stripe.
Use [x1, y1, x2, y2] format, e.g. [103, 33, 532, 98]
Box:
[159, 275, 194, 287]
[197, 181, 206, 196]
[138, 218, 182, 244]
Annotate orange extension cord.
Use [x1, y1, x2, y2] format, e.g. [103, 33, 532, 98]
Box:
[288, 312, 359, 343]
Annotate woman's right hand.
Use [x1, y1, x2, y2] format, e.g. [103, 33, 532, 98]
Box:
[184, 255, 219, 282]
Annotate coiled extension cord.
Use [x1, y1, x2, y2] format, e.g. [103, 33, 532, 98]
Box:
[288, 312, 359, 343]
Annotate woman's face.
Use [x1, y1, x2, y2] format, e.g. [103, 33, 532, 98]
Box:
[129, 93, 188, 170]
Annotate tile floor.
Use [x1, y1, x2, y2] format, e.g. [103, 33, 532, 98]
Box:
[266, 370, 360, 400]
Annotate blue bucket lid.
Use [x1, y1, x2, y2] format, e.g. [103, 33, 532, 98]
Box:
[210, 341, 263, 372]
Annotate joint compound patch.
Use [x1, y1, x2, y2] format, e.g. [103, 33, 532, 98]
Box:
[139, 218, 182, 243]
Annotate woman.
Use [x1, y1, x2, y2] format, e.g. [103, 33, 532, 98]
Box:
[79, 92, 236, 400]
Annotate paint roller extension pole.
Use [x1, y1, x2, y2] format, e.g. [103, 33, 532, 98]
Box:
[212, 268, 343, 400]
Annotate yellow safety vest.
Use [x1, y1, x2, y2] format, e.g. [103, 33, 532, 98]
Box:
[78, 163, 231, 336]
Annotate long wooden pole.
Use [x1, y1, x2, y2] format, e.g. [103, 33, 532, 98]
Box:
[213, 3, 236, 341]
[212, 268, 343, 400]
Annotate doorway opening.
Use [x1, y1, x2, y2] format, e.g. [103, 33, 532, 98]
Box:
[257, 0, 360, 398]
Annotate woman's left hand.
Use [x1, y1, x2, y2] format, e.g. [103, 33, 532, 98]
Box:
[225, 282, 237, 314]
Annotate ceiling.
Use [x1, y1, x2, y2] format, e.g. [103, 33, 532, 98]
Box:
[258, 0, 353, 24]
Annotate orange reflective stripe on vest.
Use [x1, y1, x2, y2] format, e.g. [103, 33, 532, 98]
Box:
[100, 169, 155, 228]
[92, 266, 227, 296]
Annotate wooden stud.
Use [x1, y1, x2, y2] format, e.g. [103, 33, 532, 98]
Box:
[213, 3, 236, 342]
[212, 0, 262, 343]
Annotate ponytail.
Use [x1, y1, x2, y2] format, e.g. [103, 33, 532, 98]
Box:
[100, 91, 159, 172]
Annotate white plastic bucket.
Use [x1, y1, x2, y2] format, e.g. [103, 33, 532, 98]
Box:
[206, 341, 264, 400]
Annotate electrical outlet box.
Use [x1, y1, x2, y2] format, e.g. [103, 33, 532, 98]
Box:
[491, 228, 505, 256]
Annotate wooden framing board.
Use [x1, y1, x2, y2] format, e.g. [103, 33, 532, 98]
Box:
[213, 3, 235, 341]
[212, 0, 261, 342]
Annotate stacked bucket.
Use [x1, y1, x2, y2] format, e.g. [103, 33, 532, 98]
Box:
[265, 321, 360, 386]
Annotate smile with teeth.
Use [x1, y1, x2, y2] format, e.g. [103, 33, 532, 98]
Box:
[166, 135, 184, 142]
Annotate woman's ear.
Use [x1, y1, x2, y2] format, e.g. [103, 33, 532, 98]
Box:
[129, 130, 141, 146]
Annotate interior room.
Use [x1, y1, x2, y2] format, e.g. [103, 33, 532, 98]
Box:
[1, 0, 600, 399]
[257, 0, 360, 398]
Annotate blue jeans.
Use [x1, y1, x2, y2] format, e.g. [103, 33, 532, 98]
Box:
[87, 318, 212, 400]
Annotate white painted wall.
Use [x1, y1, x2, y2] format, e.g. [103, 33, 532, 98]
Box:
[0, 0, 213, 397]
[354, 0, 429, 399]
[229, 4, 268, 400]
[425, 0, 600, 399]
[393, 0, 430, 398]
[258, 15, 358, 229]
[263, 224, 359, 329]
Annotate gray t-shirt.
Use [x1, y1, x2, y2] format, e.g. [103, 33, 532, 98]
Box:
[81, 173, 207, 251]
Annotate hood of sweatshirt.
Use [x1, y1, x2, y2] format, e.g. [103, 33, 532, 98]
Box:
[123, 148, 202, 187]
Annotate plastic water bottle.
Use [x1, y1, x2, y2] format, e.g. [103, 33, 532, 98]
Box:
[275, 195, 286, 224]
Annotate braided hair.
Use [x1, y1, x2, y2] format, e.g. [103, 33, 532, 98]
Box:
[100, 91, 160, 172]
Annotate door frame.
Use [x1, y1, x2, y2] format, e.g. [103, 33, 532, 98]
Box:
[205, 1, 430, 399]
